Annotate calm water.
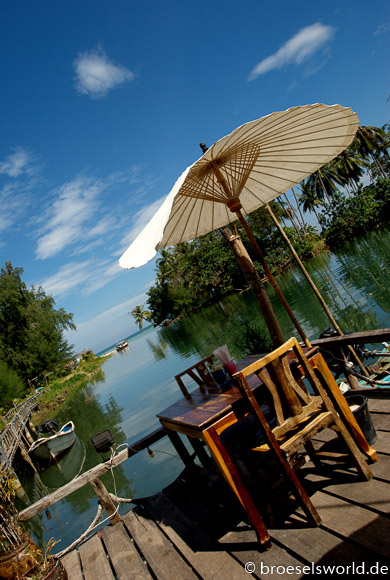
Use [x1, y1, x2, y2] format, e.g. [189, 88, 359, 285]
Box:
[19, 226, 390, 550]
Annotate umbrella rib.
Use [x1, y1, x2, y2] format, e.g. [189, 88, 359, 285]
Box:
[249, 115, 357, 148]
[216, 106, 356, 155]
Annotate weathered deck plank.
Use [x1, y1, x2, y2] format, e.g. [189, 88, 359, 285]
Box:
[78, 534, 114, 580]
[270, 517, 385, 570]
[61, 550, 83, 580]
[219, 522, 308, 578]
[100, 522, 153, 580]
[145, 492, 248, 579]
[373, 430, 390, 455]
[123, 508, 198, 580]
[309, 490, 390, 561]
[304, 470, 390, 515]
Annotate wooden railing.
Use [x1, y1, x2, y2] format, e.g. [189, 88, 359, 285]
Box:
[18, 427, 167, 523]
[0, 394, 40, 467]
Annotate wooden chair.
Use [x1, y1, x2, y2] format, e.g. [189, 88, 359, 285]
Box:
[175, 355, 220, 399]
[232, 337, 373, 526]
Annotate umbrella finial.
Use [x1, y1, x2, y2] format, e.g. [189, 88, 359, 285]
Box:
[200, 142, 208, 153]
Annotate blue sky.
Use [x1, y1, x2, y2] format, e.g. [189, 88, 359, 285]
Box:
[1, 1, 389, 354]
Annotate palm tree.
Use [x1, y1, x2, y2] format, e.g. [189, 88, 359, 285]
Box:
[333, 149, 367, 192]
[347, 125, 388, 181]
[298, 179, 323, 223]
[282, 193, 303, 241]
[130, 305, 152, 330]
[307, 162, 343, 205]
[291, 187, 308, 235]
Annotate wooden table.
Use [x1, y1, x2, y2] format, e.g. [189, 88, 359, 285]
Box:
[157, 356, 272, 547]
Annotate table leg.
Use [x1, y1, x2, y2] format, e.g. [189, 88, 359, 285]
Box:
[187, 436, 211, 468]
[164, 429, 195, 469]
[204, 425, 271, 548]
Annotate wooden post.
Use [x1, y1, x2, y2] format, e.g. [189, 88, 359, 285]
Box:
[226, 233, 285, 347]
[226, 201, 312, 349]
[265, 203, 370, 378]
[90, 477, 122, 525]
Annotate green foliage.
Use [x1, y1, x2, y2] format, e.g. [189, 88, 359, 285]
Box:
[319, 178, 390, 247]
[0, 360, 25, 406]
[79, 350, 95, 363]
[233, 320, 272, 355]
[32, 356, 105, 425]
[0, 262, 76, 405]
[146, 205, 322, 325]
[130, 305, 152, 330]
[147, 230, 247, 325]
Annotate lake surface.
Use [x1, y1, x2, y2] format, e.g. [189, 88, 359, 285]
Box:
[19, 226, 390, 550]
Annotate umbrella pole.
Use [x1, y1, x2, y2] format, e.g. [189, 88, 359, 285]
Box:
[265, 203, 370, 378]
[225, 232, 285, 347]
[232, 207, 312, 349]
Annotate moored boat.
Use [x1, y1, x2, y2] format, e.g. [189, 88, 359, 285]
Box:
[115, 339, 128, 351]
[28, 421, 76, 461]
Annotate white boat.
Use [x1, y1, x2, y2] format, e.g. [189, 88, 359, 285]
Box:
[116, 339, 128, 351]
[28, 421, 76, 461]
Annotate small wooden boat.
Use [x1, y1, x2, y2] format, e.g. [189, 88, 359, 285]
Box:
[28, 421, 76, 461]
[39, 437, 86, 488]
[116, 339, 128, 351]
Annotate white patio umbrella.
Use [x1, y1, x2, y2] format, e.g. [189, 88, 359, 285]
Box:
[120, 103, 358, 268]
[119, 104, 359, 345]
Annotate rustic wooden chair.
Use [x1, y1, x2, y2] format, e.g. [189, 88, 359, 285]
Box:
[232, 337, 373, 526]
[175, 355, 220, 399]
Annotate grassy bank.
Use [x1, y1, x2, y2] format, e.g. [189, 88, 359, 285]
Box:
[31, 355, 110, 427]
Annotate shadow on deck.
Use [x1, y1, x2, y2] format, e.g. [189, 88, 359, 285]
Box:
[61, 399, 390, 579]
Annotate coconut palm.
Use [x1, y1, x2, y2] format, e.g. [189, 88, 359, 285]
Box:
[130, 305, 152, 330]
[333, 149, 368, 192]
[307, 162, 342, 205]
[298, 179, 323, 223]
[347, 125, 388, 181]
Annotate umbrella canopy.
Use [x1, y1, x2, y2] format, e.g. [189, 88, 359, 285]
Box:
[120, 103, 358, 269]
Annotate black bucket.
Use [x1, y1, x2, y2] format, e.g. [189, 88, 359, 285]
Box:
[344, 392, 378, 445]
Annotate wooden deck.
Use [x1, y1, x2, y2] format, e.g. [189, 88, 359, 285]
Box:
[61, 398, 390, 579]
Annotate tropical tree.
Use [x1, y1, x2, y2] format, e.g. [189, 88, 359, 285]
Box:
[130, 305, 152, 330]
[298, 179, 323, 223]
[0, 262, 75, 391]
[306, 162, 343, 205]
[333, 149, 368, 193]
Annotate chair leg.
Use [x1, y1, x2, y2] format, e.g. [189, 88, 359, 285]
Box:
[329, 414, 373, 481]
[264, 441, 322, 526]
[304, 440, 323, 469]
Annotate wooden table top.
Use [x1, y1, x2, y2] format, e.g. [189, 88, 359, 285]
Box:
[157, 354, 264, 431]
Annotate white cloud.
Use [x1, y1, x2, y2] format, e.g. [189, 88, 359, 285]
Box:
[0, 147, 34, 177]
[0, 182, 34, 234]
[39, 258, 123, 299]
[73, 47, 135, 99]
[248, 22, 336, 81]
[35, 175, 104, 259]
[39, 261, 93, 297]
[374, 23, 390, 35]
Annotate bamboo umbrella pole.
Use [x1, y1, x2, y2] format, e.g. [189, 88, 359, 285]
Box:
[226, 200, 312, 348]
[265, 203, 370, 377]
[208, 153, 312, 348]
[224, 231, 285, 347]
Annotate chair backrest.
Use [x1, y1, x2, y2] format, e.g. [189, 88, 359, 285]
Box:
[175, 355, 217, 399]
[234, 337, 325, 440]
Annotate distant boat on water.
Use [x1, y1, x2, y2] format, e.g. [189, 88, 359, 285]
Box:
[116, 339, 129, 351]
[28, 421, 76, 461]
